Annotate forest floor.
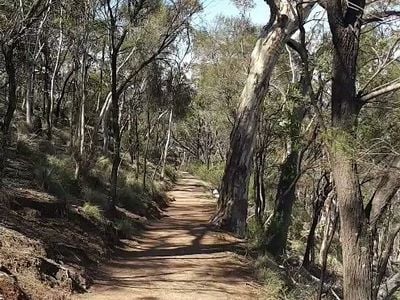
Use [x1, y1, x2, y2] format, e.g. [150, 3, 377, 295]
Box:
[74, 172, 263, 300]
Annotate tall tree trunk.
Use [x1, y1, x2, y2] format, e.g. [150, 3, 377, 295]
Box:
[109, 50, 120, 211]
[254, 146, 266, 225]
[0, 45, 17, 184]
[143, 107, 151, 187]
[318, 211, 338, 300]
[26, 68, 34, 128]
[264, 43, 309, 255]
[79, 53, 87, 157]
[319, 195, 337, 265]
[212, 1, 313, 237]
[326, 1, 372, 299]
[161, 109, 173, 179]
[49, 11, 63, 139]
[264, 150, 298, 255]
[303, 173, 332, 268]
[134, 113, 140, 179]
[43, 42, 50, 135]
[96, 40, 105, 112]
[55, 68, 74, 124]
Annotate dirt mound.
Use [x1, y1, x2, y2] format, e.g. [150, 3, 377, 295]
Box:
[0, 203, 101, 299]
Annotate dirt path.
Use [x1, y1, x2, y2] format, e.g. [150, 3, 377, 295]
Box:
[75, 173, 262, 300]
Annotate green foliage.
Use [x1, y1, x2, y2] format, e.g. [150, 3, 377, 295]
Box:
[394, 291, 400, 300]
[33, 165, 67, 200]
[82, 202, 104, 222]
[254, 256, 287, 300]
[118, 183, 150, 214]
[33, 155, 80, 199]
[285, 283, 318, 300]
[114, 219, 138, 237]
[118, 175, 163, 215]
[47, 156, 81, 196]
[82, 187, 108, 207]
[246, 218, 265, 250]
[16, 138, 34, 157]
[38, 140, 56, 154]
[92, 156, 113, 183]
[186, 162, 224, 187]
[163, 165, 178, 183]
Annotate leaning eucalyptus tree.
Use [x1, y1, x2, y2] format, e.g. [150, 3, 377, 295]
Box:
[213, 0, 315, 237]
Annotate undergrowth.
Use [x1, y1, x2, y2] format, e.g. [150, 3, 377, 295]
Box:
[185, 162, 224, 188]
[114, 219, 139, 237]
[17, 134, 174, 233]
[82, 202, 104, 222]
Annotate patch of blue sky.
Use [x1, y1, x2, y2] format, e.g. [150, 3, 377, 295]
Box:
[194, 0, 269, 27]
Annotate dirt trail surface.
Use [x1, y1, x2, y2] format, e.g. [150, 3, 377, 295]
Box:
[74, 172, 262, 300]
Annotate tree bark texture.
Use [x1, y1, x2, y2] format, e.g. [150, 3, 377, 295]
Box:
[212, 1, 313, 237]
[326, 1, 372, 299]
[0, 46, 17, 184]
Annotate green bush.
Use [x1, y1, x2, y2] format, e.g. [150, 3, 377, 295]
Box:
[114, 219, 138, 237]
[82, 187, 108, 207]
[33, 166, 66, 199]
[34, 165, 53, 189]
[255, 256, 287, 300]
[122, 172, 139, 187]
[117, 183, 150, 214]
[16, 138, 35, 156]
[163, 165, 178, 183]
[92, 156, 113, 182]
[47, 155, 81, 197]
[394, 291, 400, 300]
[33, 155, 80, 199]
[82, 202, 104, 222]
[246, 218, 266, 250]
[38, 140, 56, 154]
[186, 162, 224, 187]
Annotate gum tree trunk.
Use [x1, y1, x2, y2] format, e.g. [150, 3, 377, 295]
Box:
[212, 1, 314, 237]
[0, 45, 17, 183]
[326, 1, 372, 299]
[303, 173, 332, 268]
[264, 150, 298, 255]
[161, 109, 173, 179]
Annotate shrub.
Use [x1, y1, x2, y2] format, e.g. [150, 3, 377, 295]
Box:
[163, 165, 178, 183]
[82, 187, 108, 207]
[114, 219, 138, 237]
[92, 156, 113, 182]
[16, 138, 34, 156]
[246, 218, 266, 250]
[255, 256, 287, 300]
[117, 183, 149, 214]
[47, 155, 80, 197]
[34, 166, 52, 189]
[38, 140, 56, 154]
[122, 172, 139, 187]
[186, 162, 224, 188]
[33, 166, 66, 199]
[33, 155, 80, 199]
[82, 202, 104, 222]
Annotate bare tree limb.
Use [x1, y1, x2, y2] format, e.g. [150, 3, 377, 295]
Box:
[366, 157, 400, 227]
[360, 81, 400, 103]
[363, 10, 400, 24]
